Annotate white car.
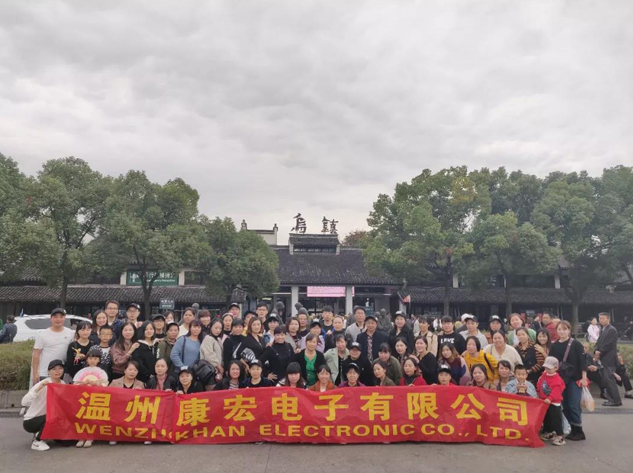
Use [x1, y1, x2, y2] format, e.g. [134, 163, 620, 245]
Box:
[13, 314, 92, 342]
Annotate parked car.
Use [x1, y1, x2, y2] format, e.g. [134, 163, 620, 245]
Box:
[13, 314, 91, 342]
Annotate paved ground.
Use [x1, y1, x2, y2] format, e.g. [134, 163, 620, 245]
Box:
[1, 401, 632, 473]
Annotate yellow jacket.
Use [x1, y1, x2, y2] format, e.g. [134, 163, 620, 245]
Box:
[463, 350, 498, 381]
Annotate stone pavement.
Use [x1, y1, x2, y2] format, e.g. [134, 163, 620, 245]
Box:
[1, 404, 632, 473]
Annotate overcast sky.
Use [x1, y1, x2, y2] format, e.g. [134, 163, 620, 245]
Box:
[1, 0, 632, 240]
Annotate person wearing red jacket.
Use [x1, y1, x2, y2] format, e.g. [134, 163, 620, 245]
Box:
[537, 356, 566, 446]
[399, 357, 427, 386]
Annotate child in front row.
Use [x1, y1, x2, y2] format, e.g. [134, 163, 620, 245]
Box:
[537, 357, 566, 446]
[503, 364, 537, 398]
[73, 346, 109, 448]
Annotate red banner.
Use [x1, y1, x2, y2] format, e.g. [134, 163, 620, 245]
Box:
[43, 384, 548, 447]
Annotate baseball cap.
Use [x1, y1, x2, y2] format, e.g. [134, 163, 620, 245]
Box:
[229, 302, 240, 309]
[249, 359, 263, 368]
[311, 319, 322, 327]
[437, 364, 452, 374]
[349, 342, 361, 351]
[543, 357, 559, 370]
[48, 359, 64, 370]
[394, 311, 405, 318]
[50, 308, 66, 317]
[126, 303, 141, 311]
[152, 314, 166, 321]
[464, 314, 477, 322]
[179, 366, 194, 374]
[267, 314, 280, 323]
[344, 362, 360, 374]
[490, 315, 502, 323]
[365, 313, 377, 322]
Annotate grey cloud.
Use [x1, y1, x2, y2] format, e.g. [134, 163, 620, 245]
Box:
[1, 0, 632, 237]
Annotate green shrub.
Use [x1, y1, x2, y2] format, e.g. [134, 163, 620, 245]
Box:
[618, 344, 633, 374]
[0, 341, 34, 390]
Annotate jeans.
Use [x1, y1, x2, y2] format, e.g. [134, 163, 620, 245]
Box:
[23, 415, 46, 440]
[562, 379, 582, 427]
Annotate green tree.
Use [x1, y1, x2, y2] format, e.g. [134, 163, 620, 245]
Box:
[102, 171, 211, 317]
[364, 167, 484, 316]
[14, 158, 111, 308]
[0, 153, 28, 277]
[468, 212, 559, 315]
[532, 177, 614, 332]
[342, 229, 368, 247]
[201, 217, 279, 306]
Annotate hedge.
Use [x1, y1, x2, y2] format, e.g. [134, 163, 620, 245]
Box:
[0, 340, 34, 390]
[0, 340, 632, 391]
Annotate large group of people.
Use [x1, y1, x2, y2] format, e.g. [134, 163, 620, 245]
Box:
[23, 302, 631, 451]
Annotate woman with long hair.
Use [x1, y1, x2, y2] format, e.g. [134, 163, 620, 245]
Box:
[111, 322, 140, 379]
[536, 329, 552, 355]
[285, 317, 303, 353]
[278, 361, 307, 388]
[242, 317, 266, 360]
[389, 312, 415, 355]
[373, 359, 396, 386]
[393, 337, 411, 366]
[437, 342, 470, 386]
[65, 321, 94, 380]
[467, 364, 494, 389]
[214, 360, 245, 390]
[170, 319, 203, 371]
[399, 356, 427, 386]
[516, 327, 546, 384]
[89, 310, 108, 345]
[412, 336, 438, 385]
[178, 307, 196, 338]
[131, 321, 158, 383]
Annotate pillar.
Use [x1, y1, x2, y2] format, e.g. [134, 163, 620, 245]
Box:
[291, 286, 299, 316]
[345, 286, 354, 315]
[178, 270, 186, 286]
[554, 273, 561, 289]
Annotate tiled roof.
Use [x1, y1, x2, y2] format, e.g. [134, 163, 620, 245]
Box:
[289, 234, 340, 248]
[406, 287, 633, 306]
[0, 285, 228, 304]
[275, 247, 398, 285]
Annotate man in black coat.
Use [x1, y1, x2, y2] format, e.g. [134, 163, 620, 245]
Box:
[358, 314, 389, 363]
[342, 342, 374, 386]
[595, 312, 622, 406]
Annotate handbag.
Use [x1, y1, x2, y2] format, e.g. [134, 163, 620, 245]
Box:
[559, 338, 576, 383]
[192, 359, 216, 385]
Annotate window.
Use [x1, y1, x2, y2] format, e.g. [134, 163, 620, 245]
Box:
[25, 319, 51, 330]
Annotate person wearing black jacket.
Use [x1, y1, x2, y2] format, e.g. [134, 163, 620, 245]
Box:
[293, 334, 325, 387]
[176, 366, 204, 394]
[549, 320, 588, 441]
[131, 321, 158, 384]
[594, 312, 622, 406]
[389, 312, 415, 355]
[222, 319, 247, 371]
[325, 316, 352, 351]
[437, 316, 466, 356]
[145, 359, 178, 390]
[342, 342, 374, 386]
[260, 327, 295, 383]
[358, 314, 389, 362]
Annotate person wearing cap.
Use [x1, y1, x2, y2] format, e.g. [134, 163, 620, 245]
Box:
[456, 314, 470, 334]
[256, 302, 269, 325]
[222, 318, 247, 371]
[31, 308, 74, 386]
[299, 320, 325, 352]
[260, 326, 295, 382]
[296, 308, 310, 337]
[178, 307, 196, 338]
[415, 316, 438, 357]
[376, 308, 392, 333]
[228, 302, 241, 318]
[324, 333, 350, 385]
[376, 342, 404, 385]
[485, 315, 506, 345]
[537, 356, 567, 446]
[389, 311, 415, 356]
[23, 359, 66, 451]
[151, 313, 167, 339]
[345, 306, 366, 343]
[342, 342, 373, 386]
[176, 366, 204, 394]
[339, 363, 365, 388]
[131, 320, 159, 384]
[124, 303, 143, 330]
[437, 316, 466, 356]
[156, 322, 180, 375]
[320, 306, 335, 335]
[244, 359, 274, 388]
[358, 313, 390, 363]
[293, 333, 325, 387]
[436, 364, 457, 387]
[460, 315, 488, 349]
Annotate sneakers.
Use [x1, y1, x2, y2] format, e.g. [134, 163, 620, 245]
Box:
[143, 441, 152, 445]
[602, 401, 623, 407]
[31, 439, 50, 451]
[83, 440, 93, 448]
[109, 441, 117, 446]
[552, 436, 566, 446]
[540, 432, 555, 440]
[624, 392, 633, 399]
[76, 440, 85, 448]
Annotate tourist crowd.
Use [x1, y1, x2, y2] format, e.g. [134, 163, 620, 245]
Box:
[23, 301, 631, 451]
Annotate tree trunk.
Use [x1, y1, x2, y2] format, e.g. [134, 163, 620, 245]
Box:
[571, 299, 580, 336]
[504, 275, 512, 317]
[444, 275, 451, 317]
[59, 276, 68, 309]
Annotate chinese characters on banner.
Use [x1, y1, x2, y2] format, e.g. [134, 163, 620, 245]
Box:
[42, 384, 548, 448]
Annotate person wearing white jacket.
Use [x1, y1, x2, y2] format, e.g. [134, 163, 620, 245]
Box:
[22, 359, 65, 451]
